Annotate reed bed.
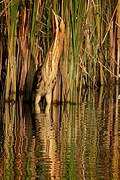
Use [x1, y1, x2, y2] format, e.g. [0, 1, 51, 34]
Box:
[0, 0, 120, 102]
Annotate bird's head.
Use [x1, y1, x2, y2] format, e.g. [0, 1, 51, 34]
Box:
[52, 10, 65, 37]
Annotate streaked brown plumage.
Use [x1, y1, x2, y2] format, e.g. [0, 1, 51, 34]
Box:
[32, 10, 65, 113]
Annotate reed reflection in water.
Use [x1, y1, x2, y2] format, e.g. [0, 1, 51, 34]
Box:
[0, 87, 120, 180]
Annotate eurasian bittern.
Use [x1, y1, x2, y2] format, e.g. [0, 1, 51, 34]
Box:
[32, 10, 65, 113]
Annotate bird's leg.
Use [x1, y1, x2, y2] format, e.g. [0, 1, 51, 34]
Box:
[45, 90, 52, 113]
[35, 93, 41, 105]
[34, 94, 41, 113]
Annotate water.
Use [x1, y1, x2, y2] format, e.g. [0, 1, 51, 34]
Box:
[0, 87, 120, 180]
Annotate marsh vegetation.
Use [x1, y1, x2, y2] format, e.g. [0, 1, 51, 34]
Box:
[0, 0, 120, 103]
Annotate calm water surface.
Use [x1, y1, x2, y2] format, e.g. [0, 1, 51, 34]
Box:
[0, 88, 120, 180]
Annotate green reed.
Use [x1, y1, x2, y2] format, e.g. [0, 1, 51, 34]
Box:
[56, 0, 119, 101]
